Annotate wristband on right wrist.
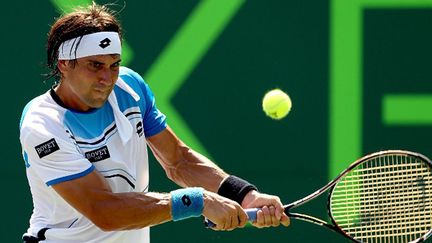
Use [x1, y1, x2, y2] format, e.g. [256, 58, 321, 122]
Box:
[217, 175, 258, 205]
[170, 187, 204, 221]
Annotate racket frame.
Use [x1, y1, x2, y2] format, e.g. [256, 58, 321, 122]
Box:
[284, 150, 432, 243]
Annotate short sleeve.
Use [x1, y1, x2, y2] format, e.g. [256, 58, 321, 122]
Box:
[20, 116, 94, 186]
[120, 67, 167, 137]
[140, 81, 167, 137]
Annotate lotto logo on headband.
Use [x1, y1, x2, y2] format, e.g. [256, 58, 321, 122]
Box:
[99, 38, 111, 49]
[58, 31, 121, 60]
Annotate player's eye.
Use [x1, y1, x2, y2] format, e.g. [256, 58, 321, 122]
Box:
[87, 61, 103, 71]
[92, 62, 102, 69]
[110, 61, 121, 71]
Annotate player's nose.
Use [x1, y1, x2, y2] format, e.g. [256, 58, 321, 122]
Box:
[99, 68, 115, 85]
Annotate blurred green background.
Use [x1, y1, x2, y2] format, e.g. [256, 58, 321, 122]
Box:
[2, 0, 432, 242]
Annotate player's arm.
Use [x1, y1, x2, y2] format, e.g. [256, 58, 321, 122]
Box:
[147, 126, 252, 230]
[146, 126, 227, 192]
[50, 170, 244, 231]
[53, 169, 247, 231]
[52, 171, 172, 231]
[147, 126, 289, 228]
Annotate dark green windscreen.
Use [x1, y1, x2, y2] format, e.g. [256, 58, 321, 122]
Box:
[2, 1, 432, 242]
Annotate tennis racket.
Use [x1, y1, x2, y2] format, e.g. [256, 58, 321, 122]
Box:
[205, 150, 432, 243]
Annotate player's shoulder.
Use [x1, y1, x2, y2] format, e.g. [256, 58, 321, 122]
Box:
[118, 66, 152, 96]
[119, 66, 146, 84]
[119, 66, 136, 76]
[20, 91, 65, 137]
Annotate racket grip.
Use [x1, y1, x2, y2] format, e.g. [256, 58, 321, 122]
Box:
[245, 208, 258, 221]
[204, 208, 259, 228]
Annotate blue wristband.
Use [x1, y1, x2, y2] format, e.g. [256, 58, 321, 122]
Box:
[170, 187, 204, 221]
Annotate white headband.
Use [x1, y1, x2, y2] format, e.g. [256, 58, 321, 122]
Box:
[58, 31, 121, 60]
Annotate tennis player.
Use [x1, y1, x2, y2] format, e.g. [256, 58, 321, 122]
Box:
[19, 3, 289, 242]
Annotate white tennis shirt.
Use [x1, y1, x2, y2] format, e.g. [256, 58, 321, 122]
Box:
[20, 67, 167, 243]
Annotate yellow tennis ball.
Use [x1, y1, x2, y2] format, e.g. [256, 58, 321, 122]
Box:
[262, 89, 292, 120]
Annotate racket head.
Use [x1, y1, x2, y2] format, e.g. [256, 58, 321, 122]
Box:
[328, 150, 432, 243]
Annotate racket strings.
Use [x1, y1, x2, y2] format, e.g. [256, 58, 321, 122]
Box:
[330, 154, 432, 243]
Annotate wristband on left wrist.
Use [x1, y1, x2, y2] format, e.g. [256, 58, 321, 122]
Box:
[217, 175, 258, 204]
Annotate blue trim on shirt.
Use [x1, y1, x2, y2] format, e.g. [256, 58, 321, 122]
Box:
[23, 151, 30, 168]
[46, 165, 95, 186]
[20, 99, 36, 129]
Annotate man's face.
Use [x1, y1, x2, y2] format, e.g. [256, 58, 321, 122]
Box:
[57, 54, 121, 111]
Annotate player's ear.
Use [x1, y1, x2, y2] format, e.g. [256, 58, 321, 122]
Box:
[57, 60, 70, 75]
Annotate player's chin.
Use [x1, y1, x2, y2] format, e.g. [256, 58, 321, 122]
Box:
[90, 92, 111, 107]
[88, 97, 109, 108]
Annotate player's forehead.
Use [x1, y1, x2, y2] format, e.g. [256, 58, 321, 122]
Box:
[78, 54, 121, 63]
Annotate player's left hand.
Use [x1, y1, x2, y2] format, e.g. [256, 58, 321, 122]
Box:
[241, 190, 290, 228]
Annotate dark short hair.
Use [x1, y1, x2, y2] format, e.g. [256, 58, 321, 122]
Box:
[46, 2, 122, 81]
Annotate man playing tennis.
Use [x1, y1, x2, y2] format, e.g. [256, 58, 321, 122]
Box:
[19, 3, 289, 242]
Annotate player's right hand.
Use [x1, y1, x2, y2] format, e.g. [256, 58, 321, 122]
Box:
[202, 191, 248, 231]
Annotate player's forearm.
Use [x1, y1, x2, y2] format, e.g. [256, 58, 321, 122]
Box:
[88, 191, 172, 231]
[162, 146, 228, 192]
[146, 127, 227, 191]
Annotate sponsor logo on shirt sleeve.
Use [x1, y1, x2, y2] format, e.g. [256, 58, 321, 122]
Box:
[35, 138, 60, 158]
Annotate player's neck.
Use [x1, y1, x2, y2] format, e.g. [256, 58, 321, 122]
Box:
[54, 82, 93, 112]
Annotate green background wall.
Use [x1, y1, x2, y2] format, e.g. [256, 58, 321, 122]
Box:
[1, 0, 432, 242]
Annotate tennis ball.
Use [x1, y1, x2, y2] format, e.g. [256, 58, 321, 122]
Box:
[262, 89, 292, 120]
